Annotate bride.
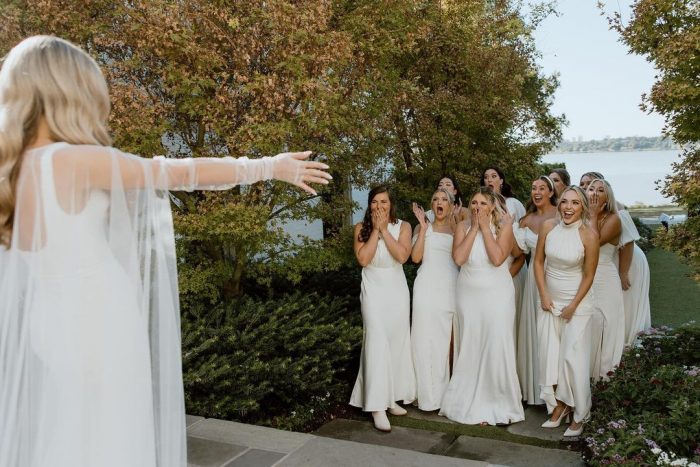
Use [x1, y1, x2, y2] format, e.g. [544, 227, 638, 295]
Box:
[0, 36, 331, 467]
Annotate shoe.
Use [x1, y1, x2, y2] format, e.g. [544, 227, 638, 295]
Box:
[564, 422, 584, 437]
[564, 415, 589, 437]
[372, 411, 391, 432]
[541, 408, 571, 428]
[388, 406, 407, 416]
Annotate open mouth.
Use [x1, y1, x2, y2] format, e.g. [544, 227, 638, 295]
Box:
[562, 210, 575, 221]
[533, 195, 543, 203]
[437, 206, 444, 215]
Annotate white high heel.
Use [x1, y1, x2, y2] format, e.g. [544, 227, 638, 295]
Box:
[372, 411, 391, 432]
[388, 406, 407, 416]
[541, 408, 571, 428]
[563, 415, 589, 437]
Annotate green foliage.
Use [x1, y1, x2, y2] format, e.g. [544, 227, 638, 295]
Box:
[182, 292, 362, 431]
[608, 0, 700, 281]
[654, 216, 700, 281]
[0, 0, 564, 297]
[633, 216, 655, 252]
[584, 325, 700, 466]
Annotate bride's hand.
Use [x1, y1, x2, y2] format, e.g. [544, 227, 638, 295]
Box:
[272, 152, 332, 195]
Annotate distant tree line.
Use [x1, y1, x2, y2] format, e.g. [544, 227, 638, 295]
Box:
[552, 136, 681, 154]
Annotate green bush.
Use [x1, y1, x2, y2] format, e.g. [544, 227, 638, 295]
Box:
[584, 325, 700, 466]
[633, 216, 655, 253]
[182, 292, 363, 431]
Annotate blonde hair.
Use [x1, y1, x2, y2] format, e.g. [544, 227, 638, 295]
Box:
[432, 187, 455, 205]
[0, 35, 111, 246]
[588, 178, 618, 215]
[558, 186, 590, 223]
[471, 187, 503, 234]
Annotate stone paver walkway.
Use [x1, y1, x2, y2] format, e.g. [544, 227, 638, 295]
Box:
[186, 415, 494, 467]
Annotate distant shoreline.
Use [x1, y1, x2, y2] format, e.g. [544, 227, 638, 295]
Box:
[548, 148, 681, 155]
[550, 136, 680, 154]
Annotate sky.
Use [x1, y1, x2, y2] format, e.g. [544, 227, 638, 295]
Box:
[532, 1, 667, 141]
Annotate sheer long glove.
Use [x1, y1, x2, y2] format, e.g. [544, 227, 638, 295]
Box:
[270, 151, 331, 195]
[158, 150, 331, 194]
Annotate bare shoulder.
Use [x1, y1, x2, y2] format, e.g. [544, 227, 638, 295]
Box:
[519, 213, 531, 228]
[541, 217, 558, 233]
[578, 224, 599, 244]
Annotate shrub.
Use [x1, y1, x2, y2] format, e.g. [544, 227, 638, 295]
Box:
[584, 325, 700, 466]
[633, 216, 655, 253]
[182, 292, 363, 431]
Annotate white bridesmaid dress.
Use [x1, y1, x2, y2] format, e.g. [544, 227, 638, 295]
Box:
[593, 240, 626, 379]
[440, 226, 524, 425]
[411, 225, 458, 410]
[513, 225, 543, 405]
[539, 220, 601, 422]
[506, 198, 528, 341]
[350, 220, 416, 411]
[616, 210, 651, 345]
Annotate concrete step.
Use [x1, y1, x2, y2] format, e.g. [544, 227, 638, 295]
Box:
[315, 418, 584, 467]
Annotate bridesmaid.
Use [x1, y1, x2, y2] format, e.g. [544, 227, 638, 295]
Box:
[440, 188, 524, 425]
[586, 179, 625, 380]
[549, 168, 571, 198]
[534, 186, 600, 437]
[426, 175, 466, 223]
[482, 167, 527, 222]
[578, 171, 604, 191]
[410, 188, 459, 411]
[350, 186, 416, 432]
[579, 172, 651, 345]
[512, 176, 558, 405]
[482, 167, 527, 344]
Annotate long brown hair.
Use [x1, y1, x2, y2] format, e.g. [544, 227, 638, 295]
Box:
[358, 185, 397, 242]
[0, 36, 112, 247]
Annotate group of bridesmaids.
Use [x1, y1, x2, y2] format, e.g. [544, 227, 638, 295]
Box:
[349, 167, 651, 437]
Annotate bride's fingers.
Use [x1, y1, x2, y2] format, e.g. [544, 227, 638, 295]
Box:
[296, 181, 318, 196]
[289, 151, 313, 160]
[302, 174, 331, 185]
[303, 161, 331, 170]
[303, 168, 333, 180]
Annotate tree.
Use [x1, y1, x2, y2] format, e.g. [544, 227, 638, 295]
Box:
[1, 0, 564, 299]
[333, 0, 564, 210]
[607, 0, 700, 279]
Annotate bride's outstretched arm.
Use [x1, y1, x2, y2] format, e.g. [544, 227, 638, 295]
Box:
[53, 145, 331, 194]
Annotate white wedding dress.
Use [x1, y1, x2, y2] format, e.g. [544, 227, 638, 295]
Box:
[411, 224, 458, 410]
[1, 142, 278, 466]
[440, 226, 524, 425]
[350, 220, 416, 411]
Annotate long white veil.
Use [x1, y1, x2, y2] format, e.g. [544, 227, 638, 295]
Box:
[0, 143, 186, 467]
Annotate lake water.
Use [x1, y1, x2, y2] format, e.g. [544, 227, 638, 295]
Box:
[287, 149, 683, 240]
[541, 150, 681, 207]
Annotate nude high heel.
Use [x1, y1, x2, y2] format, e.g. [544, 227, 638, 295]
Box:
[541, 408, 571, 428]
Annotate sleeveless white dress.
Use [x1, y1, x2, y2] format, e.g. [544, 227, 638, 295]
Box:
[350, 220, 416, 411]
[440, 226, 524, 425]
[411, 225, 458, 410]
[594, 240, 626, 379]
[540, 220, 601, 422]
[506, 198, 528, 344]
[615, 210, 651, 345]
[513, 225, 543, 405]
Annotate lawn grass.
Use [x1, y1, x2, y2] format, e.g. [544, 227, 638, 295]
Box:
[647, 247, 700, 327]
